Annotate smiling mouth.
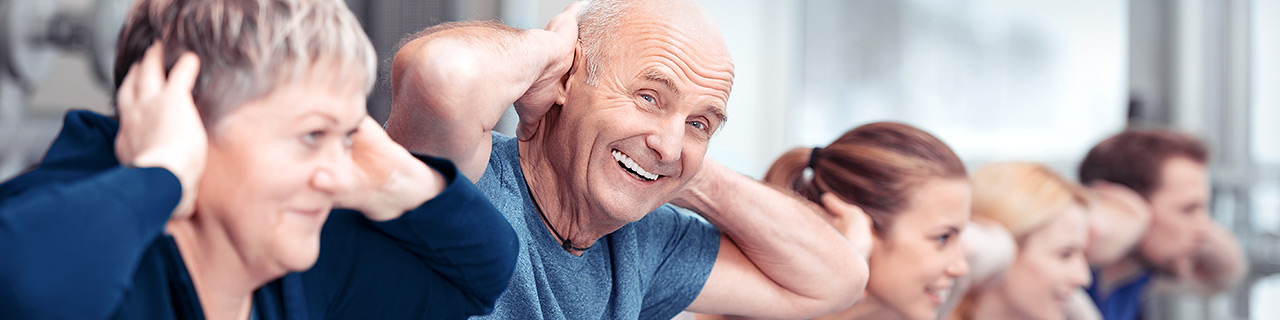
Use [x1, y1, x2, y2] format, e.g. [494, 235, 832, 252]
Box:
[925, 287, 951, 304]
[292, 208, 326, 217]
[612, 149, 661, 182]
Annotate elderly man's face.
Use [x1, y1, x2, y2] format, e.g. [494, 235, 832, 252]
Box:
[195, 73, 366, 275]
[544, 8, 733, 223]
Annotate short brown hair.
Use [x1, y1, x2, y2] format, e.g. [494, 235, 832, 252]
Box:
[113, 0, 376, 129]
[1078, 129, 1208, 199]
[764, 122, 967, 231]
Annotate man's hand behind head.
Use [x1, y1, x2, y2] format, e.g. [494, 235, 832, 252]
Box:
[514, 2, 583, 141]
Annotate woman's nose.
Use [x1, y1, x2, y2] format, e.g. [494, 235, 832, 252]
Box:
[946, 256, 971, 278]
[1069, 257, 1093, 287]
[311, 146, 357, 196]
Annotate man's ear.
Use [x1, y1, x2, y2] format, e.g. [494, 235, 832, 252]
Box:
[556, 43, 582, 106]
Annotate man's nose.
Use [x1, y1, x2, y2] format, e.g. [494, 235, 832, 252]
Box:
[645, 116, 685, 162]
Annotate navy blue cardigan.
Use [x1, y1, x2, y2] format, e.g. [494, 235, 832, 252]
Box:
[0, 111, 519, 319]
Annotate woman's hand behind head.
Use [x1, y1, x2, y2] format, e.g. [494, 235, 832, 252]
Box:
[821, 193, 874, 258]
[114, 43, 205, 220]
[337, 117, 444, 221]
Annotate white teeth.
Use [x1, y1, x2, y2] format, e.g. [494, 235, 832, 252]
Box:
[927, 288, 950, 301]
[612, 150, 660, 181]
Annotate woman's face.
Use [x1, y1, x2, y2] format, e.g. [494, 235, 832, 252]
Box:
[195, 74, 366, 275]
[863, 178, 972, 320]
[995, 204, 1091, 320]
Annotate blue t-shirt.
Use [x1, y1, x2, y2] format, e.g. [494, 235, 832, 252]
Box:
[1086, 268, 1152, 320]
[473, 133, 721, 320]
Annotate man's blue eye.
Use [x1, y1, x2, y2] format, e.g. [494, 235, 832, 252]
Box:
[690, 120, 706, 130]
[641, 94, 655, 103]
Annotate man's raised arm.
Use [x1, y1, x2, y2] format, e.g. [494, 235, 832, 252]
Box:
[677, 159, 870, 319]
[386, 3, 580, 181]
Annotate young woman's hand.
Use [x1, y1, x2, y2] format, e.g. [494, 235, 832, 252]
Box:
[821, 193, 874, 259]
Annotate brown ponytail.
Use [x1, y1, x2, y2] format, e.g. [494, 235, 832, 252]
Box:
[764, 122, 966, 231]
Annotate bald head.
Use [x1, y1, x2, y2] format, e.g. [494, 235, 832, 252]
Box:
[577, 0, 731, 86]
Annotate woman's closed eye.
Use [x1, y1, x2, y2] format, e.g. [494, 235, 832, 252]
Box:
[935, 232, 954, 247]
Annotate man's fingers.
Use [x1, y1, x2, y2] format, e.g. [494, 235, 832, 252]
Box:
[517, 125, 532, 141]
[547, 1, 583, 31]
[517, 116, 542, 141]
[165, 52, 202, 93]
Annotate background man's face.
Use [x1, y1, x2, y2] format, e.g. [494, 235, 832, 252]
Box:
[1138, 156, 1212, 272]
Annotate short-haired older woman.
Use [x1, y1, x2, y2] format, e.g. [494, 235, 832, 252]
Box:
[0, 0, 517, 319]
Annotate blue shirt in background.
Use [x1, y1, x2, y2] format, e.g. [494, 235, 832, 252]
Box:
[1086, 268, 1153, 320]
[0, 110, 519, 320]
[472, 133, 721, 320]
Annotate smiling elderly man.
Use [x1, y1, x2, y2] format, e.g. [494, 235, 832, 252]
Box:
[386, 0, 869, 319]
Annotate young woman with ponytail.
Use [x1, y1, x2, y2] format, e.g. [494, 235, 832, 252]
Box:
[699, 122, 972, 320]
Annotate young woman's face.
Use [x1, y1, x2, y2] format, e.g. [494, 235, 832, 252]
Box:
[862, 178, 971, 320]
[995, 204, 1092, 320]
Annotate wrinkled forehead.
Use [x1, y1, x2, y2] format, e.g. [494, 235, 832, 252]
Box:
[614, 0, 735, 88]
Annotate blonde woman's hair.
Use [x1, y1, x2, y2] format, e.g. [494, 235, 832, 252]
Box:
[970, 162, 1089, 240]
[951, 162, 1089, 320]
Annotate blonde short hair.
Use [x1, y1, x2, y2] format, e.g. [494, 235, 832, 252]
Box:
[971, 162, 1090, 239]
[113, 0, 376, 128]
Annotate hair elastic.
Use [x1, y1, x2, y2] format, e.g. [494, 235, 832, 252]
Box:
[808, 147, 822, 169]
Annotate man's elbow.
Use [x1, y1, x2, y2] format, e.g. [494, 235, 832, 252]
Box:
[819, 257, 870, 315]
[389, 37, 482, 130]
[786, 256, 869, 318]
[387, 38, 482, 154]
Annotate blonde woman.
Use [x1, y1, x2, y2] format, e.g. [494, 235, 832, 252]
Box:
[949, 162, 1092, 320]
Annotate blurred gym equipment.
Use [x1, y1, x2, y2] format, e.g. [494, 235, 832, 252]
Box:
[1, 0, 130, 176]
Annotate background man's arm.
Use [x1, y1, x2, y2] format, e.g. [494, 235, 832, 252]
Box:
[1179, 223, 1247, 294]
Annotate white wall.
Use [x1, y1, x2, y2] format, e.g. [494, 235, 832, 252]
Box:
[520, 0, 1127, 178]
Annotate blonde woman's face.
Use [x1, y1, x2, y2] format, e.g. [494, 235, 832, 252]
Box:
[996, 204, 1092, 320]
[863, 179, 971, 320]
